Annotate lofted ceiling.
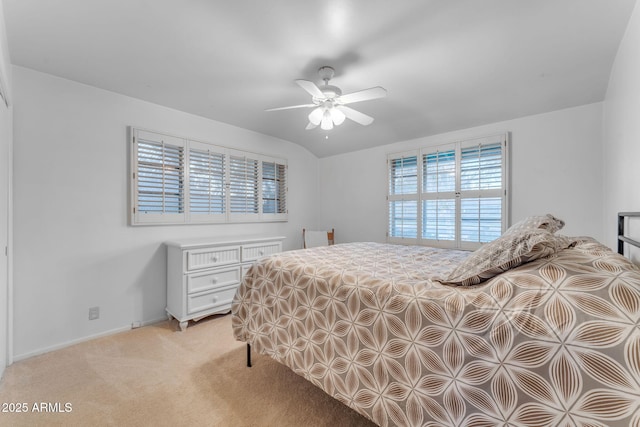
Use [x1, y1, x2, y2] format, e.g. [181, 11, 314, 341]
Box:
[3, 0, 637, 158]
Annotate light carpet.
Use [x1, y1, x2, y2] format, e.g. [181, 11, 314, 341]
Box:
[0, 314, 375, 426]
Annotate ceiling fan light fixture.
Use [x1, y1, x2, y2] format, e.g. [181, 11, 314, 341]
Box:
[321, 110, 333, 130]
[308, 107, 323, 126]
[330, 107, 346, 126]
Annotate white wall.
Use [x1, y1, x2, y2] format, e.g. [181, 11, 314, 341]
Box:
[603, 1, 640, 254]
[320, 103, 605, 245]
[0, 0, 12, 377]
[11, 66, 319, 359]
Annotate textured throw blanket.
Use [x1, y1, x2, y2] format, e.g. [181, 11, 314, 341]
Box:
[232, 239, 640, 427]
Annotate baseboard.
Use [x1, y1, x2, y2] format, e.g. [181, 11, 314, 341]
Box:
[13, 316, 168, 362]
[138, 316, 168, 328]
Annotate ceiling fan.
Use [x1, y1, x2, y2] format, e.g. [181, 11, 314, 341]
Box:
[266, 66, 387, 131]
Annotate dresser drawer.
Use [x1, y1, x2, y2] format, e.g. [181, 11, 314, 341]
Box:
[187, 285, 237, 315]
[242, 242, 282, 263]
[187, 265, 241, 294]
[186, 245, 241, 271]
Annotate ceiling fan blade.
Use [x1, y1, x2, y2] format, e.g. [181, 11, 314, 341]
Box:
[265, 103, 316, 112]
[336, 105, 374, 126]
[295, 79, 325, 99]
[305, 122, 318, 130]
[338, 86, 387, 104]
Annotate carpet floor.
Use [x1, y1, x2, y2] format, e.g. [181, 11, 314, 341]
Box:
[0, 314, 375, 426]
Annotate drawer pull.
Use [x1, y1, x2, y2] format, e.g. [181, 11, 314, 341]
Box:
[211, 256, 218, 262]
[211, 278, 218, 284]
[212, 296, 218, 303]
[258, 250, 264, 255]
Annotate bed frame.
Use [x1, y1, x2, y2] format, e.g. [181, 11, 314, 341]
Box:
[618, 211, 640, 254]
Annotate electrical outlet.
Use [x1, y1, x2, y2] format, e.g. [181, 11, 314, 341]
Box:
[88, 306, 100, 320]
[131, 321, 142, 329]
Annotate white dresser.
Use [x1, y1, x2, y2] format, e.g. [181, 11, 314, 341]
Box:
[165, 236, 285, 331]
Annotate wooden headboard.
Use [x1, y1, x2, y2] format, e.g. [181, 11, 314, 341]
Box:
[618, 212, 640, 254]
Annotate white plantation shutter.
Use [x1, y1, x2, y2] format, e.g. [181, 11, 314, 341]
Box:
[460, 197, 502, 243]
[276, 164, 287, 213]
[388, 200, 418, 238]
[133, 130, 186, 224]
[388, 133, 508, 249]
[460, 143, 503, 191]
[188, 141, 226, 222]
[459, 140, 504, 245]
[229, 154, 260, 220]
[262, 161, 287, 219]
[388, 154, 418, 239]
[423, 199, 456, 241]
[422, 146, 456, 242]
[130, 128, 287, 225]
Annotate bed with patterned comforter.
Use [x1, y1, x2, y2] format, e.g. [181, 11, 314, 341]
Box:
[231, 237, 640, 426]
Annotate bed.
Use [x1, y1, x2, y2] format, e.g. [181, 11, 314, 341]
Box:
[231, 214, 640, 426]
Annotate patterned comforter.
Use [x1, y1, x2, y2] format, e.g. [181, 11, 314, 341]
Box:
[231, 239, 640, 427]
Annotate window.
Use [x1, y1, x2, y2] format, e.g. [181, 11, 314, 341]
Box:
[229, 154, 259, 216]
[388, 154, 418, 238]
[131, 128, 287, 225]
[133, 130, 186, 224]
[188, 141, 225, 222]
[388, 133, 508, 249]
[262, 161, 287, 216]
[422, 148, 456, 242]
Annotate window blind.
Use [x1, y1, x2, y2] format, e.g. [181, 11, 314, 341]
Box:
[189, 146, 225, 216]
[459, 142, 503, 243]
[460, 143, 502, 191]
[388, 200, 418, 238]
[422, 199, 455, 241]
[262, 161, 287, 215]
[460, 197, 502, 243]
[388, 155, 419, 238]
[131, 128, 287, 225]
[389, 156, 418, 195]
[136, 138, 184, 214]
[423, 149, 455, 193]
[422, 147, 456, 242]
[229, 155, 259, 215]
[387, 134, 508, 249]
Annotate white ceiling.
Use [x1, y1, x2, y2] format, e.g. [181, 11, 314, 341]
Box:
[3, 0, 637, 157]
